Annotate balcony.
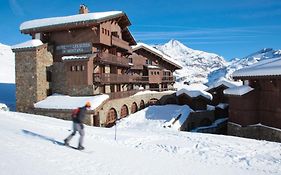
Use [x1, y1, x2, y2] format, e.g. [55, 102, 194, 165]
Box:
[111, 36, 132, 52]
[93, 73, 136, 84]
[162, 76, 176, 83]
[94, 52, 130, 68]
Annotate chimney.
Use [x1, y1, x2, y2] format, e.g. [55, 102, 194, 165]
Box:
[79, 4, 89, 14]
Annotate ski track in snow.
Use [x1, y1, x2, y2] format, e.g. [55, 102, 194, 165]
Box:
[1, 111, 281, 175]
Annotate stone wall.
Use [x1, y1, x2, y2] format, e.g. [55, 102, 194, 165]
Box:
[34, 108, 95, 126]
[98, 91, 175, 125]
[228, 122, 281, 143]
[13, 45, 53, 113]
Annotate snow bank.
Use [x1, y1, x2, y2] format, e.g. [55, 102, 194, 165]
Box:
[34, 94, 109, 110]
[62, 55, 89, 60]
[176, 88, 213, 100]
[20, 11, 123, 31]
[11, 39, 43, 49]
[118, 105, 192, 130]
[224, 85, 254, 96]
[0, 103, 9, 111]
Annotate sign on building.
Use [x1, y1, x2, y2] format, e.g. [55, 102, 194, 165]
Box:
[56, 42, 92, 55]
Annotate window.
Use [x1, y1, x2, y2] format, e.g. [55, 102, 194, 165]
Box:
[102, 28, 105, 34]
[129, 58, 133, 63]
[76, 65, 80, 71]
[71, 66, 76, 71]
[81, 65, 85, 71]
[146, 59, 152, 65]
[157, 71, 159, 75]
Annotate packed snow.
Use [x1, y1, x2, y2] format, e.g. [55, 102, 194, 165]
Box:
[0, 103, 9, 111]
[1, 108, 281, 175]
[20, 11, 123, 31]
[0, 43, 15, 83]
[224, 85, 254, 96]
[34, 94, 109, 110]
[11, 39, 43, 49]
[233, 57, 281, 77]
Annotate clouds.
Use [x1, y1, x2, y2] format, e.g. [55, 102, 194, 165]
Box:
[9, 0, 24, 16]
[131, 25, 281, 45]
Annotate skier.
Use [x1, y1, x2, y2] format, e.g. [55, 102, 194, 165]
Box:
[64, 101, 91, 150]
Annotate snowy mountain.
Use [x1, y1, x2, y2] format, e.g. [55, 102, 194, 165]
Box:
[155, 40, 281, 86]
[208, 48, 281, 84]
[0, 43, 15, 83]
[1, 109, 281, 175]
[155, 40, 227, 84]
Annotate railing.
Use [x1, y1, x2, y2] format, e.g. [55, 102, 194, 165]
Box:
[93, 73, 134, 84]
[133, 76, 149, 83]
[94, 52, 130, 67]
[162, 76, 176, 83]
[111, 36, 132, 52]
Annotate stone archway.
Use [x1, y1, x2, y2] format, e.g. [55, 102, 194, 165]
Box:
[106, 108, 117, 127]
[139, 100, 145, 110]
[120, 104, 129, 118]
[131, 102, 138, 114]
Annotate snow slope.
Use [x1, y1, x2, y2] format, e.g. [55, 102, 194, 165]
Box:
[1, 109, 280, 175]
[0, 43, 15, 83]
[155, 40, 227, 84]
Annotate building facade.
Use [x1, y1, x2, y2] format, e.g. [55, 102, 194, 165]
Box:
[12, 5, 181, 125]
[225, 57, 281, 142]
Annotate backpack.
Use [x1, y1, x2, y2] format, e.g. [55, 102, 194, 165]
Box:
[71, 108, 80, 119]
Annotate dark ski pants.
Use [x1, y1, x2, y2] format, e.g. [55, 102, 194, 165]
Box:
[65, 122, 85, 146]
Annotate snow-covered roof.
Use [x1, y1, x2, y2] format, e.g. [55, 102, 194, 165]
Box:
[216, 103, 229, 109]
[176, 88, 213, 100]
[11, 39, 43, 50]
[20, 11, 124, 31]
[62, 55, 89, 61]
[206, 78, 242, 91]
[132, 43, 182, 69]
[34, 94, 109, 110]
[233, 57, 281, 78]
[223, 85, 254, 96]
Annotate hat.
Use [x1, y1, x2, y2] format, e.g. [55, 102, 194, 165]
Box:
[85, 101, 91, 108]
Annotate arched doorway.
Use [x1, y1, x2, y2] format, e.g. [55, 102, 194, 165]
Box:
[120, 104, 129, 118]
[139, 100, 145, 110]
[106, 108, 117, 127]
[148, 98, 159, 106]
[131, 102, 138, 114]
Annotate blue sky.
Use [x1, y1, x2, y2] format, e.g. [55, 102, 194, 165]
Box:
[1, 0, 281, 60]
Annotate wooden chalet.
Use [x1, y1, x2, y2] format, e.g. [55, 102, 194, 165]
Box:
[225, 57, 281, 142]
[20, 5, 137, 99]
[130, 43, 182, 91]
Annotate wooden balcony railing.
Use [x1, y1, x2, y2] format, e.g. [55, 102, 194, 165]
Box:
[111, 36, 132, 52]
[162, 76, 176, 83]
[94, 73, 142, 84]
[94, 52, 130, 67]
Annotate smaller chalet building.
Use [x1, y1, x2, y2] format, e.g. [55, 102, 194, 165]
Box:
[225, 57, 281, 142]
[131, 43, 182, 91]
